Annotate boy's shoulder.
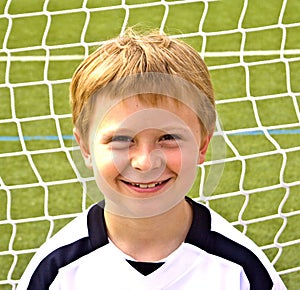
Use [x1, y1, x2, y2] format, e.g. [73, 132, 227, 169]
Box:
[41, 205, 92, 254]
[188, 198, 286, 290]
[16, 204, 103, 290]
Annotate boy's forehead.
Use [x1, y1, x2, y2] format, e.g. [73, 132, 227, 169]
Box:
[95, 95, 199, 129]
[105, 95, 189, 115]
[85, 72, 216, 138]
[90, 72, 206, 113]
[95, 95, 197, 122]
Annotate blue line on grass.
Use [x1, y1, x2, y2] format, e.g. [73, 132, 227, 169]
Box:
[0, 135, 75, 141]
[229, 129, 300, 136]
[0, 129, 299, 141]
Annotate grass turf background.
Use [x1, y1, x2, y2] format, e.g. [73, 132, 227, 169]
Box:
[0, 0, 299, 289]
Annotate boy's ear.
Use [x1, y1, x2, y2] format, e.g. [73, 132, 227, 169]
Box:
[198, 135, 211, 164]
[73, 128, 93, 169]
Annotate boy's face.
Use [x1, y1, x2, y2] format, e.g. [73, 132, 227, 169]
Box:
[77, 96, 210, 218]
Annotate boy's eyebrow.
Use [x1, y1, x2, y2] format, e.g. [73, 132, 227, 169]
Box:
[97, 127, 135, 136]
[98, 125, 190, 136]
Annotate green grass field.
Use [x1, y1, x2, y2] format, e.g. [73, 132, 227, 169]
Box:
[0, 0, 300, 289]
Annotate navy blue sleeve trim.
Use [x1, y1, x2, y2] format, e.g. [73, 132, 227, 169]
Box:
[88, 200, 108, 248]
[27, 202, 108, 290]
[27, 237, 92, 290]
[185, 197, 273, 290]
[208, 231, 273, 290]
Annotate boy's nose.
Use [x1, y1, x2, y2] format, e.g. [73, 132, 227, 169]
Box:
[130, 144, 163, 172]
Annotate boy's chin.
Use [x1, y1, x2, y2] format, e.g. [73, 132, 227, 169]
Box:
[103, 194, 181, 218]
[100, 183, 190, 218]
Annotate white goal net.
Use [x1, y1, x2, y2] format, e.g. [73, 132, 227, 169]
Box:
[0, 0, 299, 289]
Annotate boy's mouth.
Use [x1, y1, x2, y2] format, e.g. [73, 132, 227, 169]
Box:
[121, 178, 171, 189]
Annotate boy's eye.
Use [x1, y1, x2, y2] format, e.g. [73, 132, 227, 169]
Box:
[109, 135, 134, 149]
[111, 135, 134, 143]
[159, 134, 181, 142]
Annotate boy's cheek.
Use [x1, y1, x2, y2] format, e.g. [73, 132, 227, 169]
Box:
[93, 149, 129, 176]
[163, 150, 182, 172]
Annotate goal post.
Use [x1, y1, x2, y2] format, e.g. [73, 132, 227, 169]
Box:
[0, 0, 299, 289]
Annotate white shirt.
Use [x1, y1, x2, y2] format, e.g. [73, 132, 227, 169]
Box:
[17, 198, 287, 290]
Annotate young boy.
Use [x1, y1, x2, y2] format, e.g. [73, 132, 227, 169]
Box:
[17, 30, 286, 289]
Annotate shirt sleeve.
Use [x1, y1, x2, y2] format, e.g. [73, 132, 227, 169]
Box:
[208, 208, 287, 290]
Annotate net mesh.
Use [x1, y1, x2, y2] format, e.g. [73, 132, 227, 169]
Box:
[0, 0, 299, 288]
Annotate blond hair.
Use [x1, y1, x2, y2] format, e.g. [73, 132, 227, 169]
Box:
[70, 30, 215, 141]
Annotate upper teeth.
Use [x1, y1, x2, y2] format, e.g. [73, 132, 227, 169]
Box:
[130, 181, 163, 188]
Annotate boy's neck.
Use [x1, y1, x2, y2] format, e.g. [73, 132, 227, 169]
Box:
[104, 199, 193, 262]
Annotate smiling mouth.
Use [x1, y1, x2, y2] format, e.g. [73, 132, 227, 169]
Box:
[122, 178, 171, 189]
